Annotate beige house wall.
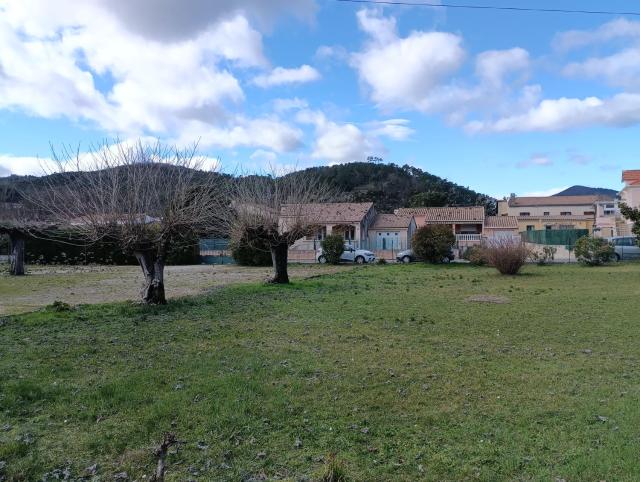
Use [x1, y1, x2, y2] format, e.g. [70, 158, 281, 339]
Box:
[504, 204, 596, 217]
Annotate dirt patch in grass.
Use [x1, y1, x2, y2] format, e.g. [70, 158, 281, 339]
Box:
[465, 294, 510, 304]
[0, 263, 356, 315]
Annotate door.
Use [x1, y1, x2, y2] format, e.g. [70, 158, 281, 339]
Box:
[377, 232, 399, 250]
[341, 246, 355, 262]
[625, 237, 640, 259]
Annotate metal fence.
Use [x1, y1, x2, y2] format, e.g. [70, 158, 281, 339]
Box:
[521, 229, 588, 246]
[199, 238, 234, 265]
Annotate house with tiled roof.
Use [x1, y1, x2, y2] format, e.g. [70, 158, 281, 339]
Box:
[497, 194, 615, 233]
[394, 206, 487, 244]
[367, 214, 416, 250]
[484, 215, 519, 238]
[282, 202, 377, 251]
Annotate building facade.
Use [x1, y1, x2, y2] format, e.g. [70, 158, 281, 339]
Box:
[497, 194, 614, 233]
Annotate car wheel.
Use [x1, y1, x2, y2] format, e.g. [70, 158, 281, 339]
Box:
[402, 255, 411, 264]
[355, 256, 365, 264]
[318, 255, 327, 264]
[614, 253, 621, 262]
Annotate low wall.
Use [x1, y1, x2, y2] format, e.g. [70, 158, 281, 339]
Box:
[526, 243, 578, 263]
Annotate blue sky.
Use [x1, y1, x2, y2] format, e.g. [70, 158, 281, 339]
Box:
[1, 0, 639, 197]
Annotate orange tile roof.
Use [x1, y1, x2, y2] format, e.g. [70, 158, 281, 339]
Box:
[508, 195, 612, 207]
[280, 202, 374, 223]
[370, 214, 413, 229]
[485, 216, 518, 228]
[622, 170, 640, 186]
[395, 206, 485, 223]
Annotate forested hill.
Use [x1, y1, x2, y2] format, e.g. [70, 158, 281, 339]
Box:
[1, 162, 497, 214]
[290, 163, 496, 214]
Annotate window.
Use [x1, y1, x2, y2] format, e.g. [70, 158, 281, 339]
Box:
[559, 224, 574, 229]
[526, 225, 535, 231]
[543, 211, 550, 216]
[615, 237, 635, 247]
[520, 212, 530, 216]
[545, 225, 552, 230]
[604, 209, 616, 216]
[584, 211, 595, 216]
[560, 211, 572, 216]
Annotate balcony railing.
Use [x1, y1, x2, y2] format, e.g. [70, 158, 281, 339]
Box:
[456, 234, 482, 241]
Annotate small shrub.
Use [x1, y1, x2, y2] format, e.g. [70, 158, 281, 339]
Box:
[463, 245, 486, 266]
[530, 246, 557, 266]
[319, 453, 349, 482]
[412, 225, 456, 264]
[483, 239, 530, 275]
[321, 235, 345, 265]
[230, 240, 272, 266]
[574, 236, 614, 266]
[376, 257, 387, 265]
[47, 301, 73, 312]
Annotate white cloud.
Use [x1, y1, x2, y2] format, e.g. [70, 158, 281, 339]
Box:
[553, 18, 640, 51]
[517, 154, 553, 168]
[249, 149, 277, 162]
[0, 155, 53, 176]
[476, 48, 530, 85]
[253, 65, 320, 88]
[175, 117, 304, 153]
[273, 97, 309, 113]
[465, 93, 640, 133]
[315, 45, 349, 62]
[296, 110, 375, 163]
[367, 119, 414, 140]
[349, 9, 537, 129]
[351, 9, 465, 111]
[563, 47, 640, 91]
[0, 1, 315, 154]
[521, 187, 569, 197]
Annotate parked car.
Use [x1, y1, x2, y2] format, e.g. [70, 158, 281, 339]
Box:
[317, 244, 376, 264]
[609, 236, 640, 261]
[396, 248, 455, 264]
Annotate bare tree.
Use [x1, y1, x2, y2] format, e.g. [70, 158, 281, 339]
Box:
[0, 181, 41, 275]
[0, 204, 28, 276]
[224, 171, 337, 284]
[25, 141, 224, 304]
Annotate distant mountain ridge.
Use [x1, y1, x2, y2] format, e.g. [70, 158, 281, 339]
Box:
[1, 162, 498, 215]
[553, 185, 618, 198]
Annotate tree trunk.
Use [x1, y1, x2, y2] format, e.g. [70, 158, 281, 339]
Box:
[9, 232, 25, 276]
[134, 251, 166, 304]
[268, 242, 289, 284]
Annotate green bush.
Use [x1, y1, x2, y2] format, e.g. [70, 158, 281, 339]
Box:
[574, 236, 614, 266]
[463, 245, 486, 266]
[412, 225, 455, 263]
[230, 240, 272, 266]
[321, 234, 345, 265]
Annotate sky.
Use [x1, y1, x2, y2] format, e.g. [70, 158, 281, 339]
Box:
[0, 0, 639, 198]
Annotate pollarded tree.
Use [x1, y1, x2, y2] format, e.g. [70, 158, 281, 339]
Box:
[224, 171, 337, 284]
[25, 141, 224, 304]
[0, 203, 28, 276]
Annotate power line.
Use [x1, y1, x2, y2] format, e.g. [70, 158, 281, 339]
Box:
[335, 0, 640, 17]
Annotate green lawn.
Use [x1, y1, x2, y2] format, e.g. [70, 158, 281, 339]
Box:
[1, 263, 639, 481]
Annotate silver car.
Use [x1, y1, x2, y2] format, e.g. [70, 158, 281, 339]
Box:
[317, 245, 376, 264]
[609, 236, 640, 261]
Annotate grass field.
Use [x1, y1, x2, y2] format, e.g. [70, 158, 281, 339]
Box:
[1, 262, 639, 481]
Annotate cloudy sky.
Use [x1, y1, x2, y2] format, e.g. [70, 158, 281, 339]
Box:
[0, 0, 639, 196]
